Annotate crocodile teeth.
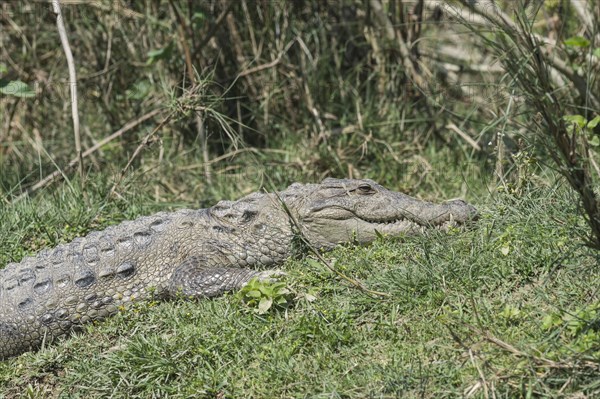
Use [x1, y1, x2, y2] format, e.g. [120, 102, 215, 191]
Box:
[364, 218, 406, 225]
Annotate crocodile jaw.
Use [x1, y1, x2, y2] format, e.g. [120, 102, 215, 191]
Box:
[302, 213, 464, 248]
[351, 216, 462, 242]
[295, 179, 477, 249]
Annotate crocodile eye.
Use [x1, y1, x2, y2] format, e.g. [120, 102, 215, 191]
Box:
[357, 183, 375, 194]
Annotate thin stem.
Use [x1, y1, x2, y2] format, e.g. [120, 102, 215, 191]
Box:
[51, 0, 83, 184]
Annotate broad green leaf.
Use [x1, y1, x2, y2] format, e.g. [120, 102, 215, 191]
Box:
[258, 285, 273, 296]
[541, 313, 561, 330]
[594, 48, 600, 58]
[146, 43, 173, 65]
[274, 287, 289, 296]
[147, 48, 165, 58]
[587, 115, 600, 129]
[245, 289, 262, 298]
[192, 12, 205, 23]
[0, 63, 7, 75]
[275, 296, 288, 305]
[564, 36, 590, 48]
[0, 79, 35, 98]
[589, 136, 600, 147]
[258, 297, 273, 314]
[563, 114, 587, 128]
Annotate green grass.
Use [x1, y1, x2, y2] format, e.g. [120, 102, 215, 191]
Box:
[1, 174, 598, 398]
[2, 1, 598, 397]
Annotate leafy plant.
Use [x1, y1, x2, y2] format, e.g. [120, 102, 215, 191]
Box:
[236, 278, 291, 314]
[564, 114, 600, 147]
[542, 303, 600, 358]
[0, 63, 35, 98]
[145, 42, 174, 66]
[455, 0, 600, 248]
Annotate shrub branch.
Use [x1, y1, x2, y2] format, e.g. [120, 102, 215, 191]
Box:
[452, 1, 600, 247]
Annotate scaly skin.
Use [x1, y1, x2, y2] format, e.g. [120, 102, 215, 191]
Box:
[0, 178, 477, 359]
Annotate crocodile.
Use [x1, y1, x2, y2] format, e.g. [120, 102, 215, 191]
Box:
[0, 178, 477, 359]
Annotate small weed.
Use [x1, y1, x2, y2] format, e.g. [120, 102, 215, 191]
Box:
[541, 303, 600, 359]
[236, 278, 292, 314]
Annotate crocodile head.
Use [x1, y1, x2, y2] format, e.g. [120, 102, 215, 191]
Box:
[291, 178, 478, 249]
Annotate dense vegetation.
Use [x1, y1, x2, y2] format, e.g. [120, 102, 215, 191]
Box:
[0, 1, 598, 397]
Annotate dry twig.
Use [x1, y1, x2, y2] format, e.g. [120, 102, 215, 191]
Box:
[13, 109, 163, 203]
[52, 0, 83, 183]
[107, 112, 174, 199]
[369, 0, 425, 90]
[446, 123, 481, 151]
[58, 0, 144, 19]
[168, 0, 211, 184]
[440, 0, 600, 110]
